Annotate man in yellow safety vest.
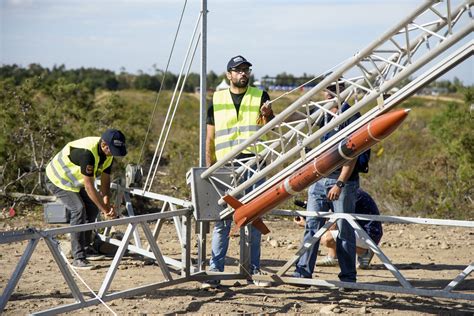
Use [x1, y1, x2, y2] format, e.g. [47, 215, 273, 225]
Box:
[203, 55, 274, 288]
[45, 129, 127, 270]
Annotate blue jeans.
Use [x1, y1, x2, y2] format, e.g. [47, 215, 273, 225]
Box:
[295, 178, 359, 282]
[209, 168, 264, 274]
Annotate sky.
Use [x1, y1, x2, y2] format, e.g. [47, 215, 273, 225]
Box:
[1, 0, 472, 84]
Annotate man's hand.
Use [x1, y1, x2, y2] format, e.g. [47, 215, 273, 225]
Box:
[103, 205, 117, 219]
[260, 101, 273, 117]
[294, 216, 306, 227]
[327, 185, 342, 201]
[84, 175, 118, 219]
[257, 101, 273, 125]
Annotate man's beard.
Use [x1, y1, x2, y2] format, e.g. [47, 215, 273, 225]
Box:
[233, 77, 248, 88]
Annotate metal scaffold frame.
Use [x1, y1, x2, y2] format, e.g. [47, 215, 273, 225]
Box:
[254, 211, 474, 300]
[0, 188, 196, 315]
[1, 0, 473, 314]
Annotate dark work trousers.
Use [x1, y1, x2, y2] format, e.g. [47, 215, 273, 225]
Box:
[46, 179, 99, 260]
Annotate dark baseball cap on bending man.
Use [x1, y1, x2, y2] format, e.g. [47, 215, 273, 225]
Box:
[101, 129, 127, 156]
[227, 55, 252, 71]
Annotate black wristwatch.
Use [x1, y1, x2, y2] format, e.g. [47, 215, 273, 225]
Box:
[336, 180, 345, 188]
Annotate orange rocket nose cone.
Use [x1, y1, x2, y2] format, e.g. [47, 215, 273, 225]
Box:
[368, 109, 410, 140]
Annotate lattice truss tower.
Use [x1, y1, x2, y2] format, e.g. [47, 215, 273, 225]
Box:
[196, 0, 473, 220]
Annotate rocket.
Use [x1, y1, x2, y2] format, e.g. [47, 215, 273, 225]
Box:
[223, 108, 410, 235]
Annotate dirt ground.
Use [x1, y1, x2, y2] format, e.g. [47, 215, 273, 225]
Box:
[1, 211, 473, 315]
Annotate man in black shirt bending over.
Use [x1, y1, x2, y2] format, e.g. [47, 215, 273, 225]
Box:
[46, 129, 127, 269]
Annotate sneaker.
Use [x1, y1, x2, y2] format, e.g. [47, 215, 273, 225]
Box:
[72, 259, 95, 270]
[85, 247, 105, 261]
[291, 271, 312, 279]
[316, 256, 338, 267]
[357, 249, 374, 269]
[201, 279, 220, 289]
[250, 269, 272, 287]
[290, 271, 312, 288]
[338, 286, 359, 293]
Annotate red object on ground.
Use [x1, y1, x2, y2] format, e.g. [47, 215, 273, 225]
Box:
[224, 108, 410, 235]
[9, 207, 16, 217]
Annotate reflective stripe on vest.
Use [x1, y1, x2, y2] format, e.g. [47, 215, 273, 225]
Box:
[46, 137, 113, 192]
[213, 87, 265, 161]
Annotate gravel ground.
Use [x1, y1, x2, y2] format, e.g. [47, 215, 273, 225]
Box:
[1, 212, 473, 315]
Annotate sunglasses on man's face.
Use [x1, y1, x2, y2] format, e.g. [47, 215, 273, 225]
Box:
[230, 67, 252, 75]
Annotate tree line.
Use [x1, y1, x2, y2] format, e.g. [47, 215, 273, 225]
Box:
[1, 64, 471, 95]
[0, 64, 196, 92]
[0, 64, 330, 92]
[1, 64, 470, 94]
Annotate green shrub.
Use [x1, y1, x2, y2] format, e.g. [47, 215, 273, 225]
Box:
[361, 96, 473, 220]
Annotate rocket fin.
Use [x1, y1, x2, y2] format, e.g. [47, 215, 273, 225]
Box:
[230, 217, 248, 236]
[252, 218, 271, 235]
[223, 195, 244, 209]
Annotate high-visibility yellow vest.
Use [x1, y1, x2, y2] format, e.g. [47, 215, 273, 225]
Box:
[46, 137, 113, 192]
[213, 87, 265, 161]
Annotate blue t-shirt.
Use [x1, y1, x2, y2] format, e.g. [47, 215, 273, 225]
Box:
[319, 102, 361, 180]
[355, 189, 383, 244]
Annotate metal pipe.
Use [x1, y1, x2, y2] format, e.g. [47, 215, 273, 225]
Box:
[200, 0, 207, 167]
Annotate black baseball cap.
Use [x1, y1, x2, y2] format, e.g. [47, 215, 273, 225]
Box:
[227, 55, 252, 71]
[101, 129, 127, 156]
[327, 78, 345, 93]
